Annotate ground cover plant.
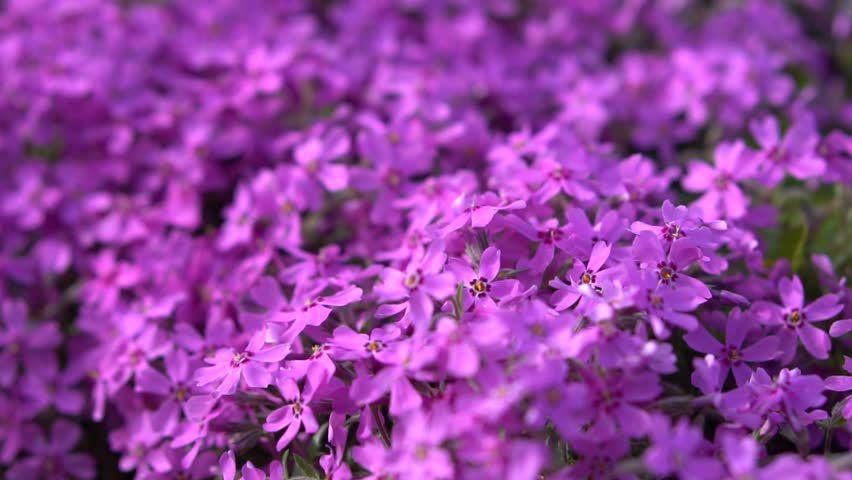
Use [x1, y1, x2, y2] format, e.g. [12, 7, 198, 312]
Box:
[2, 0, 852, 479]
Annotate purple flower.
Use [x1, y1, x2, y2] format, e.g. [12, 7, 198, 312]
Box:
[717, 430, 761, 479]
[329, 324, 402, 362]
[684, 308, 780, 385]
[1, 165, 62, 230]
[643, 415, 722, 480]
[264, 375, 321, 450]
[448, 246, 520, 309]
[754, 275, 843, 360]
[385, 411, 454, 480]
[433, 192, 525, 238]
[502, 215, 581, 274]
[248, 275, 363, 340]
[294, 127, 351, 192]
[220, 450, 284, 480]
[550, 241, 612, 311]
[0, 299, 61, 386]
[375, 241, 456, 333]
[683, 140, 756, 220]
[632, 232, 711, 306]
[6, 420, 95, 479]
[723, 368, 827, 431]
[631, 200, 728, 274]
[194, 330, 290, 396]
[691, 354, 724, 403]
[824, 356, 852, 420]
[750, 115, 825, 186]
[136, 349, 202, 432]
[349, 338, 436, 416]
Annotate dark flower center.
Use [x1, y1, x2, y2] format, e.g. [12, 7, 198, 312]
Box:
[724, 346, 741, 365]
[661, 223, 685, 241]
[537, 228, 563, 244]
[550, 167, 568, 180]
[546, 387, 561, 404]
[785, 308, 804, 327]
[365, 340, 385, 353]
[468, 277, 492, 298]
[768, 146, 788, 164]
[415, 445, 429, 461]
[404, 269, 422, 289]
[231, 352, 251, 367]
[302, 298, 319, 311]
[175, 386, 188, 402]
[656, 261, 679, 285]
[385, 169, 401, 187]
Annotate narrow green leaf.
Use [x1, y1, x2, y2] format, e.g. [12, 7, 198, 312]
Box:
[281, 450, 290, 479]
[292, 455, 321, 479]
[453, 282, 464, 321]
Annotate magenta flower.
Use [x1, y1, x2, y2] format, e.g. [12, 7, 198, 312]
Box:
[375, 241, 455, 333]
[684, 308, 780, 385]
[433, 192, 525, 238]
[6, 420, 95, 479]
[248, 275, 363, 339]
[577, 367, 661, 439]
[750, 115, 825, 186]
[135, 349, 201, 431]
[634, 268, 701, 336]
[264, 375, 321, 451]
[2, 2, 852, 477]
[329, 324, 402, 362]
[0, 299, 61, 386]
[294, 127, 351, 193]
[20, 353, 85, 415]
[385, 411, 454, 480]
[631, 199, 728, 274]
[220, 450, 284, 480]
[683, 140, 756, 220]
[550, 241, 612, 311]
[447, 246, 520, 310]
[1, 165, 61, 230]
[643, 415, 722, 480]
[531, 154, 597, 203]
[349, 338, 436, 416]
[754, 275, 843, 360]
[824, 356, 852, 420]
[691, 354, 724, 403]
[632, 232, 711, 305]
[194, 330, 290, 396]
[502, 215, 581, 274]
[723, 368, 827, 431]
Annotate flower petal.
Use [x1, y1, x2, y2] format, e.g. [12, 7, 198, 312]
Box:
[798, 323, 831, 359]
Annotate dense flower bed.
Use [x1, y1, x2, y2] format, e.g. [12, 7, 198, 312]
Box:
[1, 1, 852, 479]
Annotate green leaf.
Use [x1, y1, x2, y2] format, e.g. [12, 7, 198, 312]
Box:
[281, 450, 290, 479]
[452, 282, 464, 321]
[311, 422, 330, 451]
[292, 455, 321, 479]
[766, 207, 808, 273]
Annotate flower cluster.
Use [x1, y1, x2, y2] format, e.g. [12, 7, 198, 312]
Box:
[1, 1, 852, 479]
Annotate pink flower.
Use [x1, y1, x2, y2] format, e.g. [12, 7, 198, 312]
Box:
[754, 276, 844, 361]
[375, 241, 456, 333]
[683, 141, 757, 220]
[194, 330, 290, 396]
[447, 246, 520, 310]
